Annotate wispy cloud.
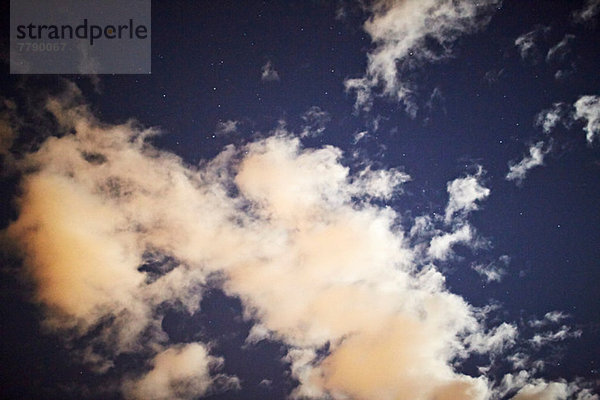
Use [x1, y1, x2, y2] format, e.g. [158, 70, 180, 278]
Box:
[546, 34, 575, 63]
[506, 141, 551, 184]
[554, 65, 577, 81]
[534, 96, 600, 144]
[500, 370, 599, 400]
[261, 60, 280, 82]
[444, 167, 490, 224]
[535, 103, 570, 133]
[428, 224, 474, 261]
[528, 311, 570, 328]
[345, 0, 500, 114]
[530, 325, 582, 348]
[300, 106, 331, 137]
[573, 0, 600, 24]
[215, 119, 240, 136]
[472, 261, 506, 283]
[352, 130, 369, 144]
[515, 25, 551, 62]
[406, 169, 490, 262]
[574, 95, 600, 144]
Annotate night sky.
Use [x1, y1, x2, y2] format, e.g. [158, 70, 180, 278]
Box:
[1, 1, 600, 400]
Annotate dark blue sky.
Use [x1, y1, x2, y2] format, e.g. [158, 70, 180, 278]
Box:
[1, 1, 599, 399]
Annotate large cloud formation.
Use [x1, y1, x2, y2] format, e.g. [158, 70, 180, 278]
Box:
[345, 0, 500, 114]
[2, 85, 597, 400]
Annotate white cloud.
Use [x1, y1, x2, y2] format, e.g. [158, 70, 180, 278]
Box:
[444, 168, 490, 223]
[554, 66, 576, 81]
[499, 254, 511, 265]
[545, 311, 569, 324]
[546, 34, 575, 63]
[500, 371, 598, 400]
[466, 322, 518, 354]
[576, 390, 600, 400]
[345, 0, 499, 113]
[215, 120, 239, 136]
[300, 106, 331, 137]
[261, 60, 280, 82]
[409, 215, 435, 239]
[472, 262, 505, 283]
[574, 95, 600, 144]
[259, 379, 273, 388]
[515, 26, 551, 61]
[352, 167, 411, 200]
[530, 325, 582, 348]
[537, 96, 600, 144]
[5, 91, 235, 394]
[506, 141, 551, 184]
[352, 130, 369, 144]
[507, 353, 530, 370]
[535, 103, 569, 133]
[123, 343, 239, 400]
[425, 87, 445, 111]
[506, 377, 599, 400]
[529, 311, 569, 328]
[511, 381, 569, 400]
[414, 170, 493, 261]
[428, 224, 473, 261]
[573, 0, 600, 24]
[3, 88, 596, 400]
[2, 93, 487, 400]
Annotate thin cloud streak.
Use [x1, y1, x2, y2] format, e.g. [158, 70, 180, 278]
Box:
[345, 0, 500, 115]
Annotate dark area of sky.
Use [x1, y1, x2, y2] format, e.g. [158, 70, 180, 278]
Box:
[1, 1, 599, 399]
